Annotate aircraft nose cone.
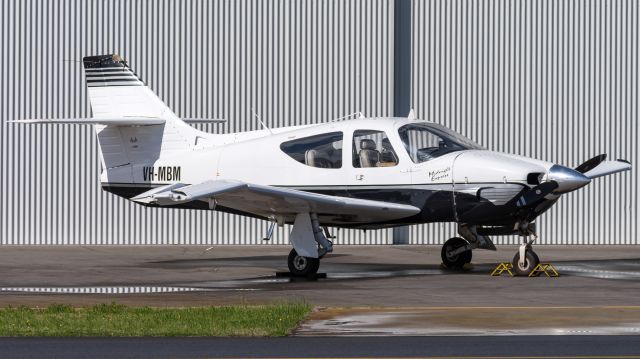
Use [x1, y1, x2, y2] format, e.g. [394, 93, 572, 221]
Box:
[548, 164, 591, 193]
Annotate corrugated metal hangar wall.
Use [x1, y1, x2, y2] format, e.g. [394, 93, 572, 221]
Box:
[0, 0, 637, 245]
[409, 0, 638, 245]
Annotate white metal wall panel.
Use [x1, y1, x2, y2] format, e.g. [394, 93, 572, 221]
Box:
[0, 0, 394, 245]
[410, 0, 638, 244]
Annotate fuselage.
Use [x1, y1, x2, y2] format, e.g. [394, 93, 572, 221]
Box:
[102, 118, 557, 228]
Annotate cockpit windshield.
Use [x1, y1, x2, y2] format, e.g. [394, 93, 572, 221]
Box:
[398, 123, 484, 163]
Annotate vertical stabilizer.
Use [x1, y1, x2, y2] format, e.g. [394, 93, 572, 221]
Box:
[83, 54, 175, 120]
[82, 54, 201, 183]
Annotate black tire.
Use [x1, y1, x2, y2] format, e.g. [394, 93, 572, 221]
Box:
[512, 249, 540, 276]
[287, 249, 320, 277]
[441, 237, 472, 269]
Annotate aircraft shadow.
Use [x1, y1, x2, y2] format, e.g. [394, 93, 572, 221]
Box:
[144, 255, 640, 289]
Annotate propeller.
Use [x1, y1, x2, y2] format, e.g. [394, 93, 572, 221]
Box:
[516, 181, 558, 208]
[575, 154, 607, 173]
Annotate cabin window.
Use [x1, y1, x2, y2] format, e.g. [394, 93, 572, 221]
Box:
[398, 123, 483, 163]
[352, 130, 398, 168]
[280, 132, 343, 168]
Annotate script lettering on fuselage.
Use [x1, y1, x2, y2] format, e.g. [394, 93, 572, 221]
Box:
[428, 167, 451, 181]
[142, 166, 181, 181]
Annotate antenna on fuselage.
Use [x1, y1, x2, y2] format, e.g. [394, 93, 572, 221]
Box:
[333, 111, 365, 122]
[252, 109, 273, 135]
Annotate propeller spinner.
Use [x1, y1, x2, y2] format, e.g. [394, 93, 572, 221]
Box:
[517, 165, 591, 208]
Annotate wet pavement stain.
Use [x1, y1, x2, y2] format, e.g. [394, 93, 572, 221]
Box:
[294, 306, 640, 336]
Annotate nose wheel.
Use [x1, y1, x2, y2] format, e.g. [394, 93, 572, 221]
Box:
[512, 248, 540, 276]
[287, 249, 320, 277]
[441, 237, 473, 269]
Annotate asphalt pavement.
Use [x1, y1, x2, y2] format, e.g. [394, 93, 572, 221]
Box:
[0, 245, 639, 307]
[1, 335, 640, 359]
[1, 245, 640, 358]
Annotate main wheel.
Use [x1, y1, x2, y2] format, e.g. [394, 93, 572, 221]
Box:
[512, 249, 540, 276]
[287, 249, 320, 277]
[441, 237, 472, 269]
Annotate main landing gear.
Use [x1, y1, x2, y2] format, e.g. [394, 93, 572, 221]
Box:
[441, 237, 472, 269]
[440, 224, 493, 270]
[287, 249, 320, 276]
[283, 212, 334, 277]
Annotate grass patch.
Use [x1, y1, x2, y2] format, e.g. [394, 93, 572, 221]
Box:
[0, 302, 312, 337]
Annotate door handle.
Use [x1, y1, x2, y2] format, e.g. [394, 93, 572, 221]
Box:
[356, 174, 365, 181]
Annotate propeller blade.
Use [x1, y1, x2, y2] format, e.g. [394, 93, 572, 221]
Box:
[516, 181, 558, 208]
[575, 154, 607, 173]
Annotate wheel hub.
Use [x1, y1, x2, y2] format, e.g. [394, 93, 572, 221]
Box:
[293, 256, 307, 270]
[445, 245, 460, 261]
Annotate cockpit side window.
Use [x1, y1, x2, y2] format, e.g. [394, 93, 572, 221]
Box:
[398, 123, 482, 163]
[280, 132, 343, 169]
[352, 130, 399, 168]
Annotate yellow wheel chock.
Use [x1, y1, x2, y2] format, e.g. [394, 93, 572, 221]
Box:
[490, 262, 560, 277]
[528, 263, 560, 277]
[490, 262, 514, 277]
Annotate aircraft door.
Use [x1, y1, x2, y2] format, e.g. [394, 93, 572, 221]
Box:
[400, 126, 459, 223]
[347, 129, 412, 202]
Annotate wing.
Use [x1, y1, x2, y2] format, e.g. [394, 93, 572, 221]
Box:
[131, 180, 420, 224]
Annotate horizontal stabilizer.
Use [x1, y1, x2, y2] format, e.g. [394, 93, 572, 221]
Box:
[583, 159, 632, 179]
[9, 118, 166, 126]
[182, 118, 226, 124]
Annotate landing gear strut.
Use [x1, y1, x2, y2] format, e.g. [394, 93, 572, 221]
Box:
[441, 237, 472, 269]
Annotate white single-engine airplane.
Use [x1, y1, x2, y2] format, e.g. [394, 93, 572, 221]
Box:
[13, 54, 632, 276]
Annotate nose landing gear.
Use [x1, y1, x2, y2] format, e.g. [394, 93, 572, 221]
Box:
[512, 248, 540, 276]
[512, 223, 541, 276]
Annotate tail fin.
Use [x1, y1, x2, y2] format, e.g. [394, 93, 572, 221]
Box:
[81, 54, 205, 182]
[11, 54, 215, 185]
[83, 54, 175, 120]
